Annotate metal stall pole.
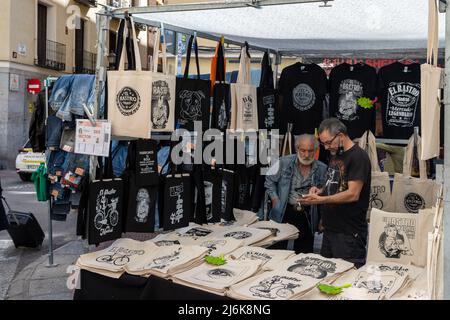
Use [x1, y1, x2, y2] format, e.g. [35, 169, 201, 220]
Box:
[443, 0, 450, 300]
[44, 77, 59, 268]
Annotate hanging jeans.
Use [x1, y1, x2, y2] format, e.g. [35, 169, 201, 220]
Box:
[57, 75, 95, 121]
[46, 115, 63, 150]
[49, 75, 75, 113]
[47, 150, 68, 176]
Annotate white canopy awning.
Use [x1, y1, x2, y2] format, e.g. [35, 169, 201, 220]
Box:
[114, 0, 446, 56]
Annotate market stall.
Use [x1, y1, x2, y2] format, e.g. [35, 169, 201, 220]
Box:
[42, 0, 450, 300]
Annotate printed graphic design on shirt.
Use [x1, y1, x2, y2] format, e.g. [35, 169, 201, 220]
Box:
[286, 257, 337, 279]
[178, 90, 205, 122]
[386, 82, 420, 127]
[94, 188, 119, 237]
[242, 95, 255, 124]
[337, 79, 363, 121]
[325, 159, 347, 196]
[151, 80, 171, 129]
[249, 275, 301, 299]
[293, 83, 316, 111]
[116, 87, 141, 116]
[170, 184, 184, 225]
[403, 192, 425, 213]
[378, 217, 415, 258]
[135, 188, 150, 223]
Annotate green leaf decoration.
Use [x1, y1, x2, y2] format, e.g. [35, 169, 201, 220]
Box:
[317, 283, 352, 295]
[204, 254, 226, 266]
[357, 97, 374, 109]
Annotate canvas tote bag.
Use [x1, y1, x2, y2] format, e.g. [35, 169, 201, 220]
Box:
[358, 130, 391, 216]
[421, 0, 444, 160]
[230, 44, 258, 131]
[367, 208, 434, 267]
[108, 17, 151, 139]
[175, 35, 211, 132]
[150, 28, 176, 132]
[388, 134, 439, 213]
[211, 41, 231, 132]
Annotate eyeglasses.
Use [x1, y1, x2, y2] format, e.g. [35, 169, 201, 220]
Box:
[320, 133, 339, 147]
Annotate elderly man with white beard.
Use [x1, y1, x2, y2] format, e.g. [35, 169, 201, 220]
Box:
[265, 134, 327, 253]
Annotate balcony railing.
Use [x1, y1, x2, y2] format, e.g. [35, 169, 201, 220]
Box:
[35, 40, 66, 71]
[82, 51, 97, 74]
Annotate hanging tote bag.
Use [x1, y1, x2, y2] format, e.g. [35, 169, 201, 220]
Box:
[358, 131, 391, 216]
[123, 171, 157, 233]
[230, 44, 258, 131]
[121, 141, 158, 233]
[150, 29, 176, 133]
[421, 0, 444, 160]
[211, 41, 231, 132]
[257, 51, 279, 130]
[388, 134, 439, 213]
[161, 172, 194, 231]
[175, 35, 211, 132]
[87, 165, 124, 245]
[108, 17, 152, 139]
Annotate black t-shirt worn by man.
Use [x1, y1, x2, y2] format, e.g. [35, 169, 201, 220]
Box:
[329, 63, 377, 139]
[377, 62, 421, 139]
[322, 144, 371, 236]
[278, 62, 327, 135]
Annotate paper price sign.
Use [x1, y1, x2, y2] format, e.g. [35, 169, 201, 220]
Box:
[75, 120, 111, 157]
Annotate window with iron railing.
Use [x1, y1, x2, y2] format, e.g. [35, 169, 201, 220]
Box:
[34, 40, 66, 71]
[82, 50, 97, 74]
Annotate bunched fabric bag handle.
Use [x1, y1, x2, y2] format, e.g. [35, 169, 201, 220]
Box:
[118, 16, 142, 72]
[183, 35, 201, 80]
[259, 51, 274, 90]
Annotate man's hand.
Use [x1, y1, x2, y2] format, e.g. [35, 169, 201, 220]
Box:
[299, 193, 326, 205]
[309, 186, 322, 195]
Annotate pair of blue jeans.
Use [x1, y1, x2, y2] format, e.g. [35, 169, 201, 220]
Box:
[49, 75, 74, 114]
[46, 115, 63, 150]
[60, 75, 96, 119]
[47, 150, 67, 176]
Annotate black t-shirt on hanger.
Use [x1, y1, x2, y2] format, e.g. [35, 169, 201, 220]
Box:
[377, 62, 421, 139]
[329, 63, 377, 140]
[278, 62, 327, 135]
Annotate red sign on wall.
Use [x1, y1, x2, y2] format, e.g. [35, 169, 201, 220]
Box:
[27, 79, 41, 95]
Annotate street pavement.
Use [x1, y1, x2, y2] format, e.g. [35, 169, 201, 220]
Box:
[0, 170, 80, 300]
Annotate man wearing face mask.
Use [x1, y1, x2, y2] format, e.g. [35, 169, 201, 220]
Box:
[265, 134, 327, 253]
[300, 118, 371, 267]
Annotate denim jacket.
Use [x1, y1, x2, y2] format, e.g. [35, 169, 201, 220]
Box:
[264, 154, 327, 223]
